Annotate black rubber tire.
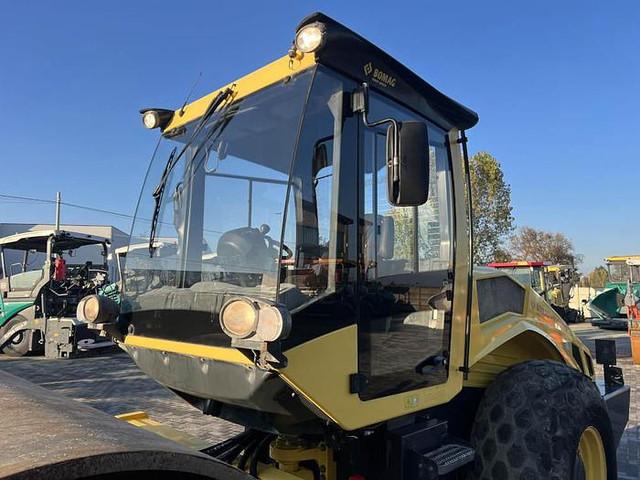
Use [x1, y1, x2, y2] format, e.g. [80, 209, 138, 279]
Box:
[0, 315, 39, 357]
[468, 360, 616, 480]
[1, 329, 31, 357]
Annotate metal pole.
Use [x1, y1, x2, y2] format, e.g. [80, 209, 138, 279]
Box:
[55, 192, 61, 232]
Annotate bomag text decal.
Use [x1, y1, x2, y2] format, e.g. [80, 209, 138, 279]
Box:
[363, 62, 397, 88]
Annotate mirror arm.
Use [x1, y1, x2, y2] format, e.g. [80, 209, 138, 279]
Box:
[358, 83, 400, 182]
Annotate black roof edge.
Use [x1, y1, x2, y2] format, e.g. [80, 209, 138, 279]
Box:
[296, 12, 479, 131]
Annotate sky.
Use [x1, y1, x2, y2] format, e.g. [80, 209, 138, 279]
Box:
[0, 1, 638, 272]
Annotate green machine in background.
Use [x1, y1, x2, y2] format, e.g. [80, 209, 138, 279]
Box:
[0, 229, 114, 357]
[590, 255, 640, 330]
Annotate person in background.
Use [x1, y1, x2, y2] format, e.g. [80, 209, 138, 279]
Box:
[53, 253, 67, 282]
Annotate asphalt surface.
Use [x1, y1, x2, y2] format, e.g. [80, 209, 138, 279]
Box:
[0, 323, 637, 478]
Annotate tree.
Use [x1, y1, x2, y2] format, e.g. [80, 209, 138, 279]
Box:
[584, 266, 609, 288]
[469, 152, 515, 264]
[508, 226, 582, 265]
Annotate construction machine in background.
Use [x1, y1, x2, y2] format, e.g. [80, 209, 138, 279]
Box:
[590, 255, 640, 330]
[1, 12, 629, 480]
[0, 229, 114, 358]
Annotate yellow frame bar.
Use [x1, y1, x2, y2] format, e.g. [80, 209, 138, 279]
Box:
[124, 334, 253, 365]
[164, 54, 316, 132]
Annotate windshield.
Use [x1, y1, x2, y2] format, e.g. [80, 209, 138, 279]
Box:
[608, 262, 639, 283]
[1, 240, 106, 292]
[505, 267, 534, 287]
[124, 69, 315, 326]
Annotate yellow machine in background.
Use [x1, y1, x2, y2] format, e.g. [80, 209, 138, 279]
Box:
[4, 12, 628, 480]
[488, 261, 583, 323]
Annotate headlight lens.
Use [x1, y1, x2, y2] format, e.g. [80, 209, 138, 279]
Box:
[76, 294, 119, 324]
[142, 110, 160, 129]
[79, 296, 100, 322]
[256, 306, 288, 342]
[220, 299, 258, 338]
[295, 24, 325, 53]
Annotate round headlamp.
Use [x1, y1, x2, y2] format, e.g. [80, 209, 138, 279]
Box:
[295, 23, 325, 53]
[142, 110, 160, 129]
[78, 295, 100, 322]
[140, 108, 175, 130]
[256, 305, 291, 342]
[77, 294, 119, 324]
[220, 298, 258, 339]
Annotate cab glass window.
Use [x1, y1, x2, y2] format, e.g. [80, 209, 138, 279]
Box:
[358, 92, 454, 400]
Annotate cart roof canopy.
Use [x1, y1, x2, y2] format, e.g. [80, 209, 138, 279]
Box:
[0, 230, 109, 252]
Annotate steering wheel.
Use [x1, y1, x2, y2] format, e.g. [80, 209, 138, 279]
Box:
[260, 224, 293, 261]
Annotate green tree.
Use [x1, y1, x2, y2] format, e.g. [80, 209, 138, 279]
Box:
[508, 226, 582, 265]
[469, 152, 515, 264]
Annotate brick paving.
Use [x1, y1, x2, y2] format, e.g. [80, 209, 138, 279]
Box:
[0, 349, 241, 445]
[0, 324, 637, 478]
[571, 323, 639, 479]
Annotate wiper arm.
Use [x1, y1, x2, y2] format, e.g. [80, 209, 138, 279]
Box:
[149, 147, 177, 256]
[147, 87, 234, 257]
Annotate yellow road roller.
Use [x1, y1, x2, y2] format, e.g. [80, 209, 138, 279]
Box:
[26, 12, 629, 480]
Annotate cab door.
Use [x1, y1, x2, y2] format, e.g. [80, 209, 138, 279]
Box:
[357, 96, 455, 400]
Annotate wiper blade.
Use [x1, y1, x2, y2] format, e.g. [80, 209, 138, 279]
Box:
[148, 147, 177, 256]
[147, 87, 234, 257]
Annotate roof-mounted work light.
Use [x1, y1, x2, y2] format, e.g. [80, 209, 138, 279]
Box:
[140, 108, 174, 130]
[294, 23, 325, 54]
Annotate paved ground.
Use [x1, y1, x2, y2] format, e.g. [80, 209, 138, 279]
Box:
[570, 323, 639, 480]
[0, 324, 637, 478]
[0, 349, 242, 445]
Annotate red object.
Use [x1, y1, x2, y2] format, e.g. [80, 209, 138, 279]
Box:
[487, 261, 549, 268]
[348, 476, 366, 480]
[54, 257, 67, 281]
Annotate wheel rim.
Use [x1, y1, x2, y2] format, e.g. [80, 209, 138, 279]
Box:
[10, 331, 25, 345]
[575, 426, 607, 480]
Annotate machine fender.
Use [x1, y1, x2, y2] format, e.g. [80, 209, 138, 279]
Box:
[471, 321, 570, 367]
[0, 301, 33, 328]
[466, 322, 577, 388]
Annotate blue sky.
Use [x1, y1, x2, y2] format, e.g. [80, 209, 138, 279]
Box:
[0, 1, 638, 272]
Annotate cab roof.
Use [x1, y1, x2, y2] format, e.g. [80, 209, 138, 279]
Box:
[164, 12, 478, 133]
[298, 12, 479, 131]
[487, 261, 549, 268]
[0, 230, 109, 252]
[605, 255, 640, 264]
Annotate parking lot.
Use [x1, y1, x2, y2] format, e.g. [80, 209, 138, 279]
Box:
[0, 324, 637, 478]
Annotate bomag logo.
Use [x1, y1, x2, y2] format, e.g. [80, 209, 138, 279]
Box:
[363, 62, 396, 88]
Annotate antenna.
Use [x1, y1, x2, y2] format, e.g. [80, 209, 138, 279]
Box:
[179, 72, 202, 117]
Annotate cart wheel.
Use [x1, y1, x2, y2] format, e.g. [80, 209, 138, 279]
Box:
[468, 360, 616, 480]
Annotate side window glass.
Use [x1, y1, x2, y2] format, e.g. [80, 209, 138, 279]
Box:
[477, 276, 525, 323]
[418, 135, 453, 272]
[358, 109, 454, 401]
[364, 132, 413, 280]
[4, 248, 45, 292]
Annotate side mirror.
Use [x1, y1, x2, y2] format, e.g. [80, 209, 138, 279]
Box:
[386, 121, 429, 206]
